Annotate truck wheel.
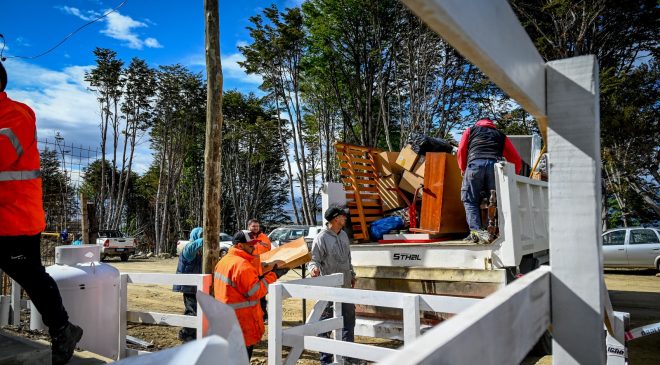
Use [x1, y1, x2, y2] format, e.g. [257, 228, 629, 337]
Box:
[120, 253, 129, 262]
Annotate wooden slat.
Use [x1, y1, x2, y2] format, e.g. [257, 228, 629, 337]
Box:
[350, 208, 381, 215]
[339, 163, 376, 172]
[344, 186, 380, 193]
[337, 155, 375, 165]
[335, 142, 382, 154]
[364, 216, 381, 223]
[353, 233, 365, 240]
[342, 179, 377, 187]
[348, 201, 381, 207]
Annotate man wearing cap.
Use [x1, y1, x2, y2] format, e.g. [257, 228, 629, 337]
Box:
[213, 230, 285, 359]
[308, 206, 357, 365]
[0, 61, 83, 365]
[244, 218, 273, 322]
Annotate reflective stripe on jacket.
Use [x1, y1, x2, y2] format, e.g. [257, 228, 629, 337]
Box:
[0, 92, 45, 236]
[213, 247, 277, 346]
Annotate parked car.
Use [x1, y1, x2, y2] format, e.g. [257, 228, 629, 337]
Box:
[304, 226, 325, 250]
[176, 232, 234, 258]
[269, 225, 323, 248]
[96, 230, 137, 261]
[602, 227, 660, 271]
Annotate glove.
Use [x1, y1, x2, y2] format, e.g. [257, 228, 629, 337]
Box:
[272, 265, 289, 278]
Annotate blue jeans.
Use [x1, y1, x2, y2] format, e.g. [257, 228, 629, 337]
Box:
[461, 158, 497, 231]
[319, 302, 356, 365]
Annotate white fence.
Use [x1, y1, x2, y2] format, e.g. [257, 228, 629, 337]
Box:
[267, 273, 480, 365]
[118, 273, 212, 359]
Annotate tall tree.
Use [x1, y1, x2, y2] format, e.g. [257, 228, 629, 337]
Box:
[240, 5, 318, 224]
[85, 48, 124, 230]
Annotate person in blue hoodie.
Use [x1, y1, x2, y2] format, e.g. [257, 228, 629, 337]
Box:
[173, 227, 203, 342]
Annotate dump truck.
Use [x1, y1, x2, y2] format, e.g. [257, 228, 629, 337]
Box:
[323, 138, 550, 350]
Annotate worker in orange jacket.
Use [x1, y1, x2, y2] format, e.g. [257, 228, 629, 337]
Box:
[213, 230, 286, 359]
[0, 61, 83, 365]
[244, 218, 272, 322]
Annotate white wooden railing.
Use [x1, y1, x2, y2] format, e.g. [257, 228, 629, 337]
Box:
[118, 273, 212, 359]
[267, 273, 480, 365]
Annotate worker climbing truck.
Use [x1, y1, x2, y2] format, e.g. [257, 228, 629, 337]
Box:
[323, 137, 550, 352]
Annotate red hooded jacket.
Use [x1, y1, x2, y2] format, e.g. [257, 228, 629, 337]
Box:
[456, 119, 522, 174]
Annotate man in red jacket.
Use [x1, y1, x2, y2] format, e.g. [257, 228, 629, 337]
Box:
[0, 61, 83, 365]
[456, 118, 522, 243]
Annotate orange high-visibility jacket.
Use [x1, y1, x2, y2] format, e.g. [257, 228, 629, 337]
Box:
[0, 92, 45, 236]
[213, 247, 277, 346]
[251, 231, 271, 256]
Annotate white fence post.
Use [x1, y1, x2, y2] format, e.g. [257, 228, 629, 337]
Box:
[402, 294, 420, 344]
[10, 279, 20, 325]
[333, 299, 343, 365]
[118, 274, 128, 359]
[268, 283, 283, 365]
[547, 55, 605, 365]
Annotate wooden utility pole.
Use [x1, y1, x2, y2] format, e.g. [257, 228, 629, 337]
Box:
[202, 0, 223, 274]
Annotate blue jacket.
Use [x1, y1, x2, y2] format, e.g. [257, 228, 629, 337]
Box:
[173, 227, 203, 294]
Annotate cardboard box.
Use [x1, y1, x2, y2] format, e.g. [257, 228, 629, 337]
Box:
[260, 237, 311, 269]
[399, 170, 424, 196]
[374, 151, 402, 176]
[395, 144, 419, 172]
[377, 173, 406, 211]
[413, 155, 426, 177]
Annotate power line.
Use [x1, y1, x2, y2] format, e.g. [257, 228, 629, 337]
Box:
[0, 0, 129, 61]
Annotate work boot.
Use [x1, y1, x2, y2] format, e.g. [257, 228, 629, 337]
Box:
[50, 322, 83, 365]
[462, 230, 480, 244]
[475, 230, 491, 244]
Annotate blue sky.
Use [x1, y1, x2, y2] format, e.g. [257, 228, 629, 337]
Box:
[2, 0, 302, 172]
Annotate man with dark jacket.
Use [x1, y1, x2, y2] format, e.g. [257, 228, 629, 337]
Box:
[456, 118, 522, 243]
[0, 61, 83, 365]
[173, 227, 203, 342]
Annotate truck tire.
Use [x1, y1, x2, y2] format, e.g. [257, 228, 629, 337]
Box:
[120, 253, 129, 262]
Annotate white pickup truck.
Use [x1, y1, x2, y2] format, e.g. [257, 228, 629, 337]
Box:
[96, 230, 137, 261]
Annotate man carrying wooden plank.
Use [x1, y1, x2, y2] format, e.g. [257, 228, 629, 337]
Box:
[456, 118, 522, 243]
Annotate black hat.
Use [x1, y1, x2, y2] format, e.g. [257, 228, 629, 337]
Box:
[232, 231, 258, 246]
[0, 62, 6, 92]
[324, 207, 347, 222]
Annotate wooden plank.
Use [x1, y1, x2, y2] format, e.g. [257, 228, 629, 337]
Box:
[339, 162, 376, 172]
[547, 55, 605, 365]
[345, 190, 381, 197]
[350, 208, 381, 215]
[337, 155, 375, 165]
[348, 200, 381, 207]
[341, 178, 377, 186]
[364, 216, 381, 223]
[400, 0, 547, 138]
[303, 336, 397, 362]
[335, 142, 382, 154]
[378, 267, 551, 365]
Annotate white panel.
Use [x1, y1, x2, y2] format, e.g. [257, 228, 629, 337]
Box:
[400, 0, 547, 133]
[304, 336, 397, 362]
[547, 55, 605, 364]
[377, 267, 551, 365]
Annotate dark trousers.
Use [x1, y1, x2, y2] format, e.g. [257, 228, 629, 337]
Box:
[319, 302, 356, 365]
[461, 158, 497, 231]
[246, 345, 254, 360]
[0, 234, 68, 333]
[261, 297, 268, 321]
[179, 293, 197, 341]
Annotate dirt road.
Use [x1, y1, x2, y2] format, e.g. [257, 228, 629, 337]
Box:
[108, 258, 659, 364]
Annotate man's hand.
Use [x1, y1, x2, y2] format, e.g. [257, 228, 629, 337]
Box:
[310, 267, 320, 277]
[262, 260, 285, 272]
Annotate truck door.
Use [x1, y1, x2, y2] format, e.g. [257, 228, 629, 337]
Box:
[602, 230, 628, 266]
[625, 229, 660, 268]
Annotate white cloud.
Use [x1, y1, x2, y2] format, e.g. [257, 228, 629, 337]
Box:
[2, 59, 153, 173]
[144, 37, 163, 48]
[60, 7, 163, 50]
